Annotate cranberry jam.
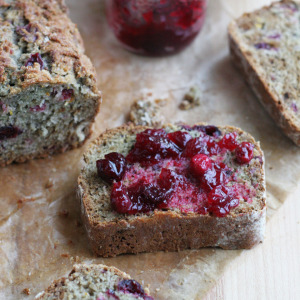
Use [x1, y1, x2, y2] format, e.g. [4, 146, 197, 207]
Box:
[105, 0, 206, 56]
[96, 125, 258, 217]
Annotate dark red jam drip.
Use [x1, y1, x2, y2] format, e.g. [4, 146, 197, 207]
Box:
[117, 279, 153, 300]
[0, 126, 22, 141]
[106, 0, 206, 56]
[235, 142, 254, 164]
[96, 127, 256, 217]
[25, 53, 44, 69]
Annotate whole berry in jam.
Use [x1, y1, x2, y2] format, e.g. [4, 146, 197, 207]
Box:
[183, 137, 209, 157]
[96, 152, 127, 183]
[235, 142, 254, 164]
[207, 186, 239, 217]
[111, 182, 131, 213]
[127, 181, 167, 213]
[167, 131, 192, 149]
[200, 163, 230, 192]
[190, 154, 212, 176]
[219, 132, 238, 151]
[126, 129, 180, 164]
[206, 137, 221, 155]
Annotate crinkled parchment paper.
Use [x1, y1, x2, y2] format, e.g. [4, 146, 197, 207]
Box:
[1, 0, 300, 299]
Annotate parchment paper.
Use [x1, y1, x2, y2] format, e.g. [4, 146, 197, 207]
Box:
[1, 0, 300, 299]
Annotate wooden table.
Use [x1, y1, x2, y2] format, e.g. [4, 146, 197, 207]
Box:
[206, 183, 300, 300]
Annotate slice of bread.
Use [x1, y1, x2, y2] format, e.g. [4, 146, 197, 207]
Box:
[78, 123, 266, 257]
[228, 0, 300, 146]
[35, 264, 152, 300]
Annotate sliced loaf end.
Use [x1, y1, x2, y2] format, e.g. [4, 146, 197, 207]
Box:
[228, 0, 300, 146]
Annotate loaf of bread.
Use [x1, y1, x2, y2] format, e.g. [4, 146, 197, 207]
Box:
[78, 123, 266, 257]
[0, 0, 101, 166]
[228, 0, 300, 146]
[35, 264, 153, 300]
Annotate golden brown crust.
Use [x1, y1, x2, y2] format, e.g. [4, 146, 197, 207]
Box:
[0, 0, 99, 97]
[78, 123, 266, 257]
[228, 9, 300, 146]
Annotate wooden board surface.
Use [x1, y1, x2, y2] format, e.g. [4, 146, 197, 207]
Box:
[205, 183, 300, 300]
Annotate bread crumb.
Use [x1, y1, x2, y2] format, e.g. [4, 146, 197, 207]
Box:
[22, 288, 31, 295]
[179, 86, 201, 110]
[129, 94, 167, 126]
[155, 288, 160, 292]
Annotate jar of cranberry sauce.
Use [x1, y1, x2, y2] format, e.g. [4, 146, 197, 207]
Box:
[105, 0, 207, 56]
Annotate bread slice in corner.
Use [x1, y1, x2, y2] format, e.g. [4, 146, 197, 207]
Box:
[35, 263, 153, 300]
[228, 0, 300, 146]
[78, 123, 266, 257]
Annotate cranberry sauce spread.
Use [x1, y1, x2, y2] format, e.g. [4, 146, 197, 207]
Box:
[96, 125, 259, 217]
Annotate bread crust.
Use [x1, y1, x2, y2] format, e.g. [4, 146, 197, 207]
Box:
[78, 123, 266, 257]
[0, 0, 99, 95]
[228, 1, 300, 146]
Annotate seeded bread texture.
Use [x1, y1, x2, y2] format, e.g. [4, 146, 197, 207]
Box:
[78, 123, 266, 257]
[228, 0, 300, 146]
[35, 264, 151, 300]
[0, 0, 101, 166]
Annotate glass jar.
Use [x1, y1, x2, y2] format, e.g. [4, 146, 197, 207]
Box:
[105, 0, 207, 56]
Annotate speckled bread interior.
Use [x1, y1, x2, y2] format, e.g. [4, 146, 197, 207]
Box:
[228, 0, 300, 146]
[35, 263, 151, 300]
[0, 0, 101, 165]
[78, 123, 266, 257]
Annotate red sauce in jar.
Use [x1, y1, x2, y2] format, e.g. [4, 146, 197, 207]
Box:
[105, 0, 207, 56]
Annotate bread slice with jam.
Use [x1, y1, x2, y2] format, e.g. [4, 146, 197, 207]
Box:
[78, 123, 266, 257]
[35, 263, 153, 300]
